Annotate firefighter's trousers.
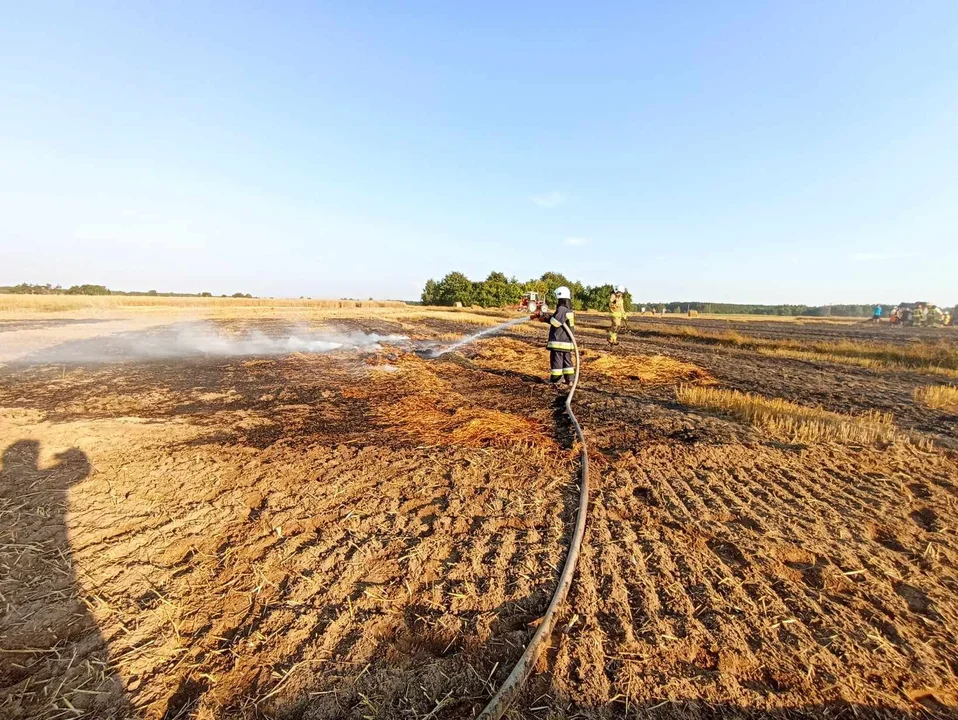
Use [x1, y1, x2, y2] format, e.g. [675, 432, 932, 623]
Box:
[609, 314, 623, 343]
[550, 350, 575, 384]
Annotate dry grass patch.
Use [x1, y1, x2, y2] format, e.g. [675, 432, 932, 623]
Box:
[469, 338, 713, 386]
[676, 385, 910, 445]
[585, 351, 713, 385]
[358, 352, 557, 452]
[376, 395, 556, 451]
[0, 294, 406, 313]
[915, 385, 958, 413]
[401, 308, 516, 327]
[757, 347, 958, 379]
[758, 347, 879, 370]
[633, 322, 958, 378]
[350, 353, 449, 395]
[813, 338, 958, 373]
[469, 338, 542, 373]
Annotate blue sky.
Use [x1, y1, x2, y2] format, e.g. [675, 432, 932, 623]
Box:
[1, 1, 956, 304]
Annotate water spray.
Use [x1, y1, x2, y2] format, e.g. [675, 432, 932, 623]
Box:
[427, 315, 533, 357]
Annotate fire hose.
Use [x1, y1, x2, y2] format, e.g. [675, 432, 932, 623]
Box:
[476, 321, 590, 719]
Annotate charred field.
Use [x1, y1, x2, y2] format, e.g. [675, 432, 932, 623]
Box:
[1, 310, 957, 719]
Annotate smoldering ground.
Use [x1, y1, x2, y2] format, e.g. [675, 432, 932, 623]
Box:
[3, 317, 535, 366]
[2, 313, 958, 719]
[7, 322, 411, 364]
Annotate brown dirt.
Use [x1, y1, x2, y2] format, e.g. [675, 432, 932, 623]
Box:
[571, 316, 958, 446]
[1, 315, 956, 719]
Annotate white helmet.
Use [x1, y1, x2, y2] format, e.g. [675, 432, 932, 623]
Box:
[616, 284, 625, 293]
[554, 286, 571, 300]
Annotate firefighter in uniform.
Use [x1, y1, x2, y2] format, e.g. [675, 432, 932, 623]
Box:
[929, 305, 945, 326]
[609, 285, 626, 345]
[539, 286, 576, 387]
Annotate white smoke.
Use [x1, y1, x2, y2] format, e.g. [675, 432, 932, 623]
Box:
[22, 323, 409, 364]
[10, 317, 535, 366]
[162, 325, 408, 357]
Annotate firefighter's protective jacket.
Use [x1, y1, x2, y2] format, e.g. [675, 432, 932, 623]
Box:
[609, 294, 626, 318]
[542, 304, 575, 351]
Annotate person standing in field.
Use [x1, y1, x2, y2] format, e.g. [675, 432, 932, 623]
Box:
[873, 305, 882, 322]
[609, 285, 626, 345]
[538, 285, 576, 388]
[929, 305, 945, 326]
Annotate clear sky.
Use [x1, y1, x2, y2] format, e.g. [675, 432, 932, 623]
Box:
[2, 1, 956, 304]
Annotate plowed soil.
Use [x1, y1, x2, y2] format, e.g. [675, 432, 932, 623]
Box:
[1, 313, 956, 720]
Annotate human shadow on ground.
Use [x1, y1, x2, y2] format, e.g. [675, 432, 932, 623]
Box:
[0, 440, 131, 720]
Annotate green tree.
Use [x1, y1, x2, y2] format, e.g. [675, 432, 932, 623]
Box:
[578, 285, 602, 311]
[579, 284, 622, 311]
[425, 271, 475, 306]
[421, 279, 439, 305]
[441, 272, 474, 306]
[473, 271, 522, 308]
[66, 284, 110, 295]
[472, 279, 496, 308]
[538, 271, 572, 302]
[522, 278, 548, 297]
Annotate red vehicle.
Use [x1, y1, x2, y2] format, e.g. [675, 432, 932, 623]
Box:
[518, 291, 548, 316]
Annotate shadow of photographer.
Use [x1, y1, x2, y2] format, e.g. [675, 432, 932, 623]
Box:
[0, 439, 131, 719]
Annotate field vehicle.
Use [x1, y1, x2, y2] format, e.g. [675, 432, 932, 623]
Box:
[519, 291, 547, 316]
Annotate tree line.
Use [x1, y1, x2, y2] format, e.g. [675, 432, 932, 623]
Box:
[422, 271, 633, 311]
[0, 283, 253, 298]
[650, 302, 897, 317]
[421, 272, 937, 317]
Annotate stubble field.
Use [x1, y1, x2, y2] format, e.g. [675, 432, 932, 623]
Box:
[1, 302, 956, 719]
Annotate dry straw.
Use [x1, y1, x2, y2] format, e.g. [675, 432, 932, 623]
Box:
[0, 294, 406, 313]
[469, 338, 713, 386]
[377, 394, 556, 451]
[631, 322, 958, 379]
[914, 384, 958, 413]
[360, 353, 557, 452]
[585, 351, 713, 385]
[468, 338, 542, 373]
[676, 385, 914, 446]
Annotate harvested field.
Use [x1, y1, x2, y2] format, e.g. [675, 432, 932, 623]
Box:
[915, 386, 958, 414]
[468, 338, 713, 388]
[616, 321, 958, 379]
[585, 351, 713, 386]
[1, 309, 957, 719]
[676, 386, 906, 446]
[0, 295, 407, 314]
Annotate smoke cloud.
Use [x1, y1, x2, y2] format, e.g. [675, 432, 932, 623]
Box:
[19, 322, 409, 364]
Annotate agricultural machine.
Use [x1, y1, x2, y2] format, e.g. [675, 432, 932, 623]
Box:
[519, 291, 549, 317]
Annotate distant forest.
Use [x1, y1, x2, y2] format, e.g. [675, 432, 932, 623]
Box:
[2, 279, 938, 317]
[421, 271, 913, 317]
[0, 283, 253, 299]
